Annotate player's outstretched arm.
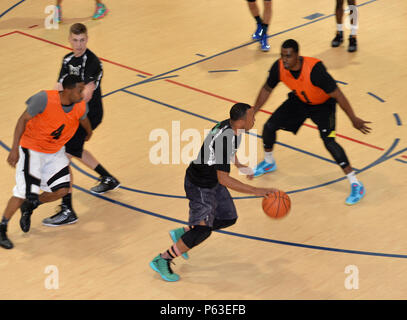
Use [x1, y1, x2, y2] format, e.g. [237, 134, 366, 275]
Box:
[329, 87, 372, 134]
[253, 83, 273, 114]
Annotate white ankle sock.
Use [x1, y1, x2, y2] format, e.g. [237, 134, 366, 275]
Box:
[264, 151, 275, 164]
[346, 171, 359, 185]
[350, 25, 357, 36]
[337, 24, 344, 32]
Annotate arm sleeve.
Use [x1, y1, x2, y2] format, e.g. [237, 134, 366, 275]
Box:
[80, 103, 89, 120]
[266, 60, 280, 89]
[25, 91, 48, 116]
[84, 56, 103, 88]
[310, 62, 338, 94]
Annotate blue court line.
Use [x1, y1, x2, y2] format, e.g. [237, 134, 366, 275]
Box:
[123, 89, 218, 123]
[208, 70, 239, 73]
[0, 140, 9, 151]
[102, 75, 179, 99]
[73, 183, 407, 259]
[335, 80, 348, 85]
[137, 74, 147, 78]
[101, 0, 378, 98]
[395, 159, 407, 164]
[215, 228, 407, 259]
[0, 0, 26, 19]
[1, 140, 406, 259]
[367, 92, 385, 103]
[196, 54, 206, 57]
[393, 113, 402, 126]
[304, 13, 325, 20]
[130, 74, 179, 87]
[70, 162, 187, 199]
[69, 185, 407, 259]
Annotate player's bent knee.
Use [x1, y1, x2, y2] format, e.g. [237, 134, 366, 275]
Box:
[263, 119, 278, 133]
[262, 121, 277, 148]
[181, 225, 212, 249]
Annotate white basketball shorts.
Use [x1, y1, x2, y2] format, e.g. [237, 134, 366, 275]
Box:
[13, 146, 70, 199]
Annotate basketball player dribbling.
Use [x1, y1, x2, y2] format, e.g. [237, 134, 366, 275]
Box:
[150, 103, 277, 281]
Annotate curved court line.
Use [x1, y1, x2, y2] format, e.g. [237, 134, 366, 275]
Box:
[0, 0, 26, 19]
[335, 80, 348, 85]
[367, 92, 385, 103]
[393, 113, 402, 126]
[70, 162, 187, 199]
[71, 183, 407, 260]
[1, 139, 406, 259]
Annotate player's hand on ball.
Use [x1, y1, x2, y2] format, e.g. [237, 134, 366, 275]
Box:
[254, 187, 279, 197]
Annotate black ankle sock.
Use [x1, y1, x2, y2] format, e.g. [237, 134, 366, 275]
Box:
[1, 216, 9, 226]
[255, 16, 262, 25]
[262, 23, 269, 34]
[95, 164, 112, 177]
[62, 193, 72, 208]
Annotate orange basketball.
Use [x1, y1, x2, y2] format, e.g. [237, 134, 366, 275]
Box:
[262, 190, 291, 219]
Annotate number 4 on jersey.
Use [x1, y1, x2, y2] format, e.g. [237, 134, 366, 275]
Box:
[50, 124, 65, 140]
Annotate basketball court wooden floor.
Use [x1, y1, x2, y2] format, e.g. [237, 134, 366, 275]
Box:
[0, 0, 406, 299]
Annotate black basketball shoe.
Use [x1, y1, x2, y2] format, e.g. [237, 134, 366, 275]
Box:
[331, 31, 344, 47]
[20, 199, 40, 233]
[0, 224, 13, 249]
[90, 176, 120, 194]
[348, 36, 358, 52]
[42, 204, 78, 227]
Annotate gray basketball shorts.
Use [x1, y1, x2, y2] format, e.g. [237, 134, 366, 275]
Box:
[184, 175, 238, 228]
